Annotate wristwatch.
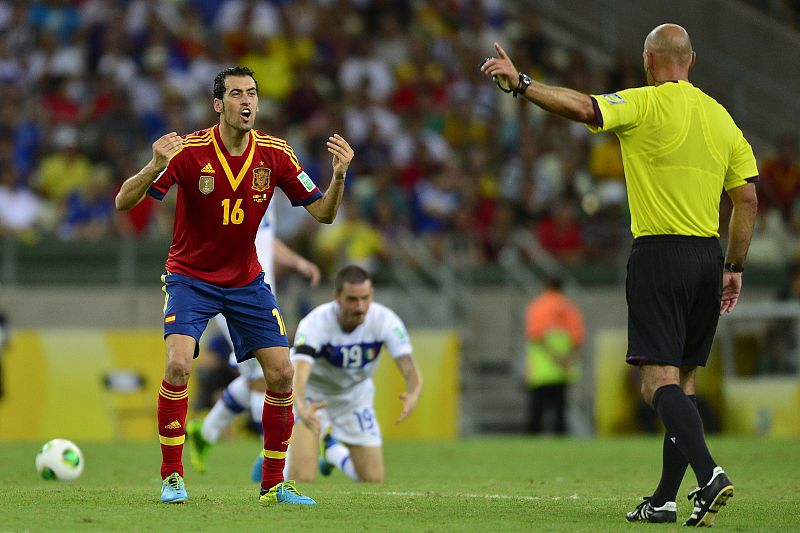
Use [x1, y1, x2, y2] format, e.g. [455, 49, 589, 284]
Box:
[513, 73, 532, 98]
[724, 262, 744, 273]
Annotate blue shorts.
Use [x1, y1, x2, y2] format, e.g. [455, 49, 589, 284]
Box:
[161, 271, 288, 362]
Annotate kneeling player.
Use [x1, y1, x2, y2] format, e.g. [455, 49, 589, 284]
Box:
[287, 265, 423, 482]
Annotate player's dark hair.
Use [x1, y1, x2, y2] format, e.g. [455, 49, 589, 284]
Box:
[212, 66, 258, 100]
[334, 265, 371, 293]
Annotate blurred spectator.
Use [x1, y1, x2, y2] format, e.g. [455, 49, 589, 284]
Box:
[57, 162, 115, 240]
[215, 0, 283, 57]
[759, 134, 800, 223]
[536, 199, 585, 265]
[314, 197, 387, 275]
[481, 200, 516, 262]
[588, 134, 626, 207]
[239, 35, 295, 103]
[32, 126, 91, 206]
[27, 0, 82, 44]
[412, 160, 462, 236]
[339, 36, 395, 102]
[0, 166, 43, 241]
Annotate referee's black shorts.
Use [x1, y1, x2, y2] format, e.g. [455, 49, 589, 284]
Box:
[625, 235, 723, 368]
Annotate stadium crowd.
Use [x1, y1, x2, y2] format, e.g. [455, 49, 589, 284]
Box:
[0, 0, 798, 280]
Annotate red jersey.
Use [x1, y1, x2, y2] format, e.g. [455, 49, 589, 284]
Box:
[149, 125, 321, 287]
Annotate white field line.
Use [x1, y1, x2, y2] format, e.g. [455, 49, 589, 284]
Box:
[322, 490, 626, 502]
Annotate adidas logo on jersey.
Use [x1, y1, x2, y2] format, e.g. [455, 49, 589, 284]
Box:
[165, 420, 182, 430]
[200, 163, 215, 173]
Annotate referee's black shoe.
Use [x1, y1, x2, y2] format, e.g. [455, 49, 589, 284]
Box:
[683, 467, 734, 527]
[626, 497, 677, 523]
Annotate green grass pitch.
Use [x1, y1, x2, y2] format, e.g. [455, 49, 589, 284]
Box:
[1, 436, 797, 531]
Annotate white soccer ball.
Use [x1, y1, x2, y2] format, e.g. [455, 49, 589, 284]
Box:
[35, 438, 84, 481]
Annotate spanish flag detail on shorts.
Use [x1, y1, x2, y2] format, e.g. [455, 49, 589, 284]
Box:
[165, 314, 176, 324]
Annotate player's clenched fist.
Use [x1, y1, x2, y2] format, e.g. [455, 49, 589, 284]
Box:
[151, 132, 183, 171]
[327, 134, 354, 180]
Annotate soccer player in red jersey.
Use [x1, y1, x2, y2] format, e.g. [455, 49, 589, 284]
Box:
[115, 66, 354, 505]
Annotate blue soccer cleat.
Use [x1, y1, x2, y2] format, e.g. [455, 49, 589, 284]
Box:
[250, 452, 264, 483]
[160, 472, 188, 504]
[259, 480, 316, 505]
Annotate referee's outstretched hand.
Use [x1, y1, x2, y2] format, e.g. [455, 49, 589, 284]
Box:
[720, 271, 742, 315]
[480, 42, 519, 90]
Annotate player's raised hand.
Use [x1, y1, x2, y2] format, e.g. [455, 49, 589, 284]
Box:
[299, 400, 328, 436]
[151, 132, 183, 171]
[327, 134, 354, 180]
[395, 390, 420, 424]
[480, 42, 519, 90]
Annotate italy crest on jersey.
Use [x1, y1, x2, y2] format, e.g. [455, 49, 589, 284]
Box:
[199, 175, 214, 194]
[252, 167, 271, 191]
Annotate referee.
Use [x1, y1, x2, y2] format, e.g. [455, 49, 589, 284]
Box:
[482, 23, 757, 527]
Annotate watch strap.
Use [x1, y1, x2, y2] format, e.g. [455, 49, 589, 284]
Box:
[513, 73, 532, 98]
[724, 262, 744, 273]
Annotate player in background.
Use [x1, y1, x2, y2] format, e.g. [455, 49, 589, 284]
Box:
[115, 66, 354, 505]
[286, 265, 423, 483]
[187, 207, 321, 481]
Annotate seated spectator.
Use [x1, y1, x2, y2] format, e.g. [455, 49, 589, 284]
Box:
[0, 167, 43, 242]
[32, 125, 91, 205]
[57, 163, 115, 240]
[314, 197, 388, 275]
[588, 133, 626, 209]
[760, 134, 800, 223]
[536, 200, 584, 265]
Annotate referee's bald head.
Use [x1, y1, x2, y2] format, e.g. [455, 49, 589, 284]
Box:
[645, 24, 694, 66]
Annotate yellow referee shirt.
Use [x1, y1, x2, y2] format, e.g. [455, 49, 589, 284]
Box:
[587, 81, 758, 238]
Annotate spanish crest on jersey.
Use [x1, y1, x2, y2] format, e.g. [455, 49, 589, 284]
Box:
[252, 167, 271, 191]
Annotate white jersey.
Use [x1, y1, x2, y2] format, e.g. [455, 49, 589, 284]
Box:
[291, 301, 413, 395]
[256, 208, 276, 288]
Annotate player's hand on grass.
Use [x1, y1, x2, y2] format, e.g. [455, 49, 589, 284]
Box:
[480, 43, 519, 91]
[299, 400, 327, 435]
[327, 134, 354, 180]
[151, 132, 183, 171]
[395, 390, 420, 424]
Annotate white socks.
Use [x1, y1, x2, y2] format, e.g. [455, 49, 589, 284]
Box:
[201, 375, 250, 443]
[250, 390, 265, 428]
[326, 442, 359, 481]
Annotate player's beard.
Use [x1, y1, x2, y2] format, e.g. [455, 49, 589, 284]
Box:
[223, 105, 254, 133]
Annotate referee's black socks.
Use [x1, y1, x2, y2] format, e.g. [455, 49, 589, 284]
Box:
[652, 384, 716, 488]
[651, 394, 697, 506]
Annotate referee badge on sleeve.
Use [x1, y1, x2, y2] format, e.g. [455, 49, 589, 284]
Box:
[601, 93, 626, 105]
